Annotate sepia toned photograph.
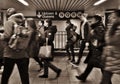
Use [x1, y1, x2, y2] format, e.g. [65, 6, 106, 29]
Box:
[0, 0, 120, 84]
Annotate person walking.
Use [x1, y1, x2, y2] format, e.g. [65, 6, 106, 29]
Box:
[76, 15, 106, 82]
[100, 10, 120, 84]
[65, 19, 78, 63]
[0, 8, 31, 84]
[39, 19, 61, 78]
[27, 19, 44, 71]
[73, 14, 90, 66]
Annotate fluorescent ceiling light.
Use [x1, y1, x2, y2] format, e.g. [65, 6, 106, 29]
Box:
[18, 0, 29, 6]
[93, 0, 107, 6]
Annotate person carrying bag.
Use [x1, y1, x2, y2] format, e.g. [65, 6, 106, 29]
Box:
[38, 19, 61, 78]
[39, 38, 52, 60]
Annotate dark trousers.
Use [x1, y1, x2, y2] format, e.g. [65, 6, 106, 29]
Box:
[84, 42, 92, 63]
[79, 64, 103, 80]
[76, 40, 87, 64]
[43, 60, 60, 75]
[33, 56, 43, 68]
[0, 58, 3, 68]
[1, 58, 29, 84]
[100, 71, 113, 84]
[65, 41, 75, 61]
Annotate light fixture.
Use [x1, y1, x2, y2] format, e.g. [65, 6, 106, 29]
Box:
[93, 0, 107, 6]
[17, 0, 29, 6]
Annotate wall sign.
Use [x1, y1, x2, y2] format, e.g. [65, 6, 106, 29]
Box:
[36, 11, 84, 19]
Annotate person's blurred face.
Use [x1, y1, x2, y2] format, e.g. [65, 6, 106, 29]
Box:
[44, 21, 49, 27]
[38, 21, 42, 26]
[80, 15, 84, 21]
[108, 12, 118, 24]
[7, 8, 16, 17]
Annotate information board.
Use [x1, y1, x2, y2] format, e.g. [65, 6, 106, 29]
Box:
[36, 11, 84, 19]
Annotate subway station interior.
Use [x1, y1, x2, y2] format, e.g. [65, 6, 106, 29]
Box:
[0, 0, 120, 84]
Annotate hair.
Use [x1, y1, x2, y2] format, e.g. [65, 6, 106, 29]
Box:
[46, 19, 52, 26]
[93, 15, 102, 22]
[27, 19, 37, 30]
[41, 20, 44, 24]
[109, 10, 120, 36]
[114, 10, 120, 17]
[27, 19, 38, 44]
[66, 19, 71, 24]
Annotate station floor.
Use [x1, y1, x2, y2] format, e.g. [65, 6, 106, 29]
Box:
[0, 53, 120, 84]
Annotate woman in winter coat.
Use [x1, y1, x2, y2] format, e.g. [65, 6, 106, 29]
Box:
[100, 10, 120, 84]
[0, 8, 30, 84]
[76, 15, 106, 82]
[26, 19, 44, 71]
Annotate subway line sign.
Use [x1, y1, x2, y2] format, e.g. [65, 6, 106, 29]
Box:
[36, 11, 84, 19]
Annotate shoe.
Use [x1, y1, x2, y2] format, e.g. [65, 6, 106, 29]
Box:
[56, 69, 62, 78]
[70, 62, 79, 67]
[76, 76, 86, 82]
[67, 57, 71, 61]
[39, 75, 48, 78]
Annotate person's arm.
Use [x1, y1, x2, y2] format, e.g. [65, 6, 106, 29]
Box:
[84, 23, 89, 41]
[52, 25, 57, 34]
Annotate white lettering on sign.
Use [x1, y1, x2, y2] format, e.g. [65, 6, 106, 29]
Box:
[37, 12, 55, 18]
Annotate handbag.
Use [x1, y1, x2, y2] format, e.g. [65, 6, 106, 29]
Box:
[8, 24, 32, 51]
[38, 38, 52, 59]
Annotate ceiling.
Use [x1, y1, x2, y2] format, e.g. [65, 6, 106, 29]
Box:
[0, 0, 120, 15]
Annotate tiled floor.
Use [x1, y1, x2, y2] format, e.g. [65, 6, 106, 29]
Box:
[0, 55, 120, 84]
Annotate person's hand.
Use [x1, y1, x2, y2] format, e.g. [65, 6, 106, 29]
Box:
[70, 28, 73, 31]
[0, 33, 2, 36]
[85, 42, 89, 47]
[90, 29, 94, 35]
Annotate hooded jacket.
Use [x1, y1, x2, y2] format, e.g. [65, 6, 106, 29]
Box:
[0, 13, 29, 59]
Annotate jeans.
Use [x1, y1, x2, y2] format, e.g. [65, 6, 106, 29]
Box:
[65, 41, 75, 61]
[1, 57, 29, 84]
[76, 40, 87, 64]
[43, 60, 60, 75]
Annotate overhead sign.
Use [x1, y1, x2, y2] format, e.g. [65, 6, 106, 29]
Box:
[36, 11, 84, 19]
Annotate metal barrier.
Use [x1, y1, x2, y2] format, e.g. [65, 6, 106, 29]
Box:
[54, 31, 79, 50]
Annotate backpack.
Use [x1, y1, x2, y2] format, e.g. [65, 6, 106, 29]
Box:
[8, 23, 32, 51]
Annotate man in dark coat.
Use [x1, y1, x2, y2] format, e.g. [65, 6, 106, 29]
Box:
[76, 15, 106, 82]
[73, 14, 90, 66]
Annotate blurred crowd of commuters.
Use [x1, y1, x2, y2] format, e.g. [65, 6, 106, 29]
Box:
[0, 8, 120, 84]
